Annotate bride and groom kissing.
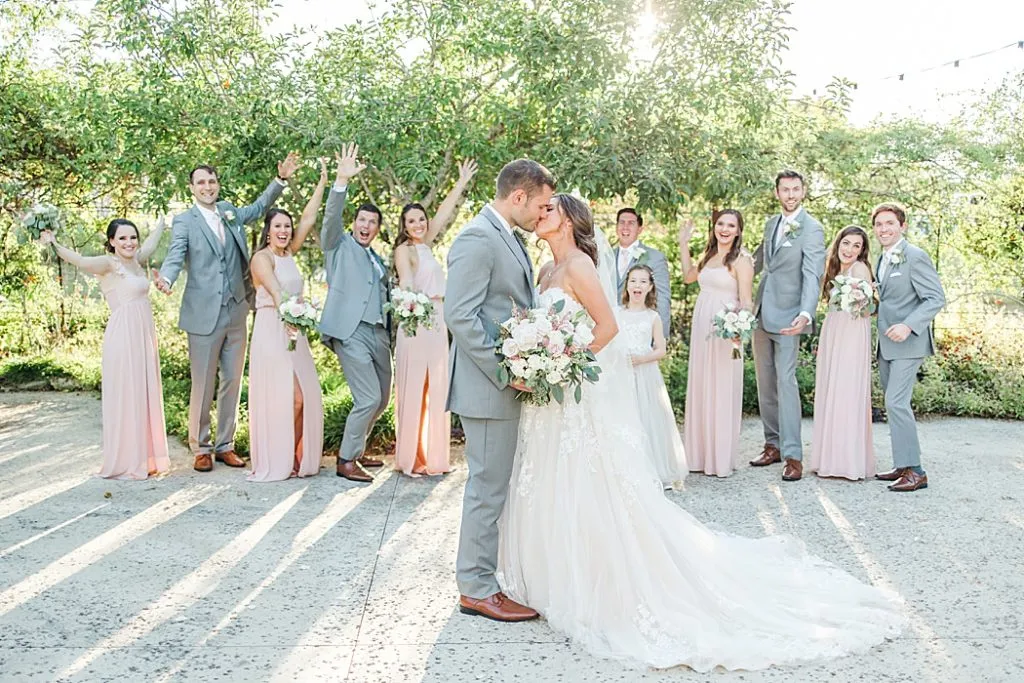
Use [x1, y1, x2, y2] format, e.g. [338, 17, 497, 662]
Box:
[445, 159, 906, 672]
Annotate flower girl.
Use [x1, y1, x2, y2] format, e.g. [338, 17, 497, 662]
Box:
[616, 264, 686, 489]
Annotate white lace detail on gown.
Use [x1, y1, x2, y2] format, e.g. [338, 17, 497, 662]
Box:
[497, 288, 905, 672]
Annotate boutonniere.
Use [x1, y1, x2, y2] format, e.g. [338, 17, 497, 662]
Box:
[887, 247, 905, 267]
[222, 210, 236, 223]
[782, 216, 802, 238]
[631, 246, 649, 264]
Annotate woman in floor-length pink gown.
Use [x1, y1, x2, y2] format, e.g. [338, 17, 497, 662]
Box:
[391, 159, 477, 476]
[247, 164, 327, 482]
[678, 211, 754, 478]
[40, 219, 170, 479]
[810, 226, 876, 480]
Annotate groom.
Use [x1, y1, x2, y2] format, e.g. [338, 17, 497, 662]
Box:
[751, 170, 825, 482]
[872, 203, 945, 492]
[445, 159, 556, 622]
[156, 154, 299, 472]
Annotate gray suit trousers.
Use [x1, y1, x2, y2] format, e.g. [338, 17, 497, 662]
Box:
[878, 354, 924, 469]
[186, 298, 249, 455]
[329, 322, 392, 462]
[456, 415, 520, 599]
[753, 326, 803, 460]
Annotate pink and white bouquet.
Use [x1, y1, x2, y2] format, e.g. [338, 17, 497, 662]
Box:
[384, 287, 435, 337]
[828, 275, 875, 318]
[278, 296, 320, 351]
[496, 300, 602, 406]
[711, 303, 756, 359]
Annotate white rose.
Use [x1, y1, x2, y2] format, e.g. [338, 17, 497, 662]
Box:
[554, 354, 572, 370]
[413, 303, 425, 316]
[736, 320, 751, 331]
[512, 323, 539, 349]
[534, 315, 553, 334]
[526, 354, 546, 371]
[287, 300, 305, 317]
[501, 339, 520, 357]
[545, 370, 564, 385]
[724, 311, 739, 324]
[510, 358, 529, 377]
[573, 324, 594, 347]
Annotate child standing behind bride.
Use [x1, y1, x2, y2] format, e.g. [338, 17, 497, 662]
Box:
[616, 264, 686, 489]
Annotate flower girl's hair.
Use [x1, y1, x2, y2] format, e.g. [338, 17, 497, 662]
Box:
[620, 264, 657, 309]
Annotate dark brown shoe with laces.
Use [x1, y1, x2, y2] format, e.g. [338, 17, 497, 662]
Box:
[875, 467, 907, 481]
[782, 458, 803, 481]
[215, 450, 246, 468]
[750, 444, 782, 467]
[889, 470, 928, 492]
[459, 592, 539, 622]
[193, 454, 213, 472]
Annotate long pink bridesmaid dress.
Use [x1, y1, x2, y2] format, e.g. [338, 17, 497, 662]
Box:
[809, 301, 875, 480]
[247, 254, 324, 482]
[99, 260, 170, 479]
[683, 266, 744, 477]
[394, 243, 450, 476]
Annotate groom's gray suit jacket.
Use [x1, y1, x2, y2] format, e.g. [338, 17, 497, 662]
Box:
[161, 180, 285, 335]
[445, 208, 537, 420]
[753, 211, 826, 334]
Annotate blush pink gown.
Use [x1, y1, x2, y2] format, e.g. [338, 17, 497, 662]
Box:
[247, 253, 323, 482]
[810, 308, 875, 480]
[394, 243, 450, 476]
[683, 266, 744, 477]
[98, 260, 169, 479]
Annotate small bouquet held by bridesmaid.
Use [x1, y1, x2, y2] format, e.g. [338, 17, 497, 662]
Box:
[711, 303, 756, 359]
[828, 275, 876, 318]
[20, 203, 64, 243]
[385, 287, 435, 337]
[279, 296, 321, 351]
[495, 300, 601, 406]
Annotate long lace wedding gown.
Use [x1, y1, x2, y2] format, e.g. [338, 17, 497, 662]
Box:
[497, 286, 905, 672]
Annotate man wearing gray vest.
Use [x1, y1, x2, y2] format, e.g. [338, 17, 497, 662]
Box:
[156, 153, 299, 472]
[750, 170, 826, 482]
[318, 145, 392, 483]
[446, 159, 555, 622]
[871, 203, 945, 493]
[613, 208, 671, 337]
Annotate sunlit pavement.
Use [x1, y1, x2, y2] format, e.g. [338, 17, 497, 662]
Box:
[1, 392, 1022, 682]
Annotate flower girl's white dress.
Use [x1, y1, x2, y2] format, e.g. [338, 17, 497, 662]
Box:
[497, 287, 904, 672]
[616, 306, 686, 487]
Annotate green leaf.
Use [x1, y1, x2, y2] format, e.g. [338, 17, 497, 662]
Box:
[573, 383, 582, 403]
[551, 384, 564, 404]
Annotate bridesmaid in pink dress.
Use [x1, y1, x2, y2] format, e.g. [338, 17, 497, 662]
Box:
[40, 219, 170, 479]
[247, 160, 328, 482]
[392, 159, 478, 476]
[678, 211, 754, 477]
[810, 225, 876, 480]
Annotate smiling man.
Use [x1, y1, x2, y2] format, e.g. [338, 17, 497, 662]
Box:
[614, 208, 670, 337]
[156, 153, 299, 472]
[318, 143, 393, 483]
[871, 203, 945, 493]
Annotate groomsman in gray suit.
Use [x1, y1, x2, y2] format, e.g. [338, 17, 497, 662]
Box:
[157, 154, 299, 472]
[871, 203, 945, 492]
[614, 208, 671, 337]
[446, 159, 555, 622]
[318, 145, 393, 484]
[751, 170, 826, 482]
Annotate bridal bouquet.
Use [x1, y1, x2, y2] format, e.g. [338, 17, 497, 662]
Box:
[828, 275, 876, 318]
[279, 296, 321, 351]
[21, 203, 63, 242]
[384, 287, 435, 337]
[711, 303, 756, 359]
[496, 301, 602, 406]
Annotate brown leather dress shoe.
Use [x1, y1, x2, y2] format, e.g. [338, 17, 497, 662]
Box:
[357, 455, 384, 468]
[215, 450, 246, 468]
[782, 458, 803, 481]
[193, 454, 213, 472]
[750, 444, 782, 467]
[889, 470, 928, 492]
[337, 459, 373, 483]
[875, 467, 907, 481]
[459, 592, 539, 622]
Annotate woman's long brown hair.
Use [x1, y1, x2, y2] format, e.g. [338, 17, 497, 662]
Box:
[822, 225, 873, 300]
[696, 209, 744, 272]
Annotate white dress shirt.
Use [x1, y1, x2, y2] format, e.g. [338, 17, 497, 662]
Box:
[196, 204, 225, 243]
[485, 204, 514, 236]
[775, 207, 804, 249]
[617, 241, 639, 276]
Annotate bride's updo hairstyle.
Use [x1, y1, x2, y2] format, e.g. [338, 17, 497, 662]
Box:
[554, 193, 598, 266]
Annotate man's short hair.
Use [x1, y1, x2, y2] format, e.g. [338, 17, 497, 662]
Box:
[616, 207, 643, 227]
[496, 159, 557, 200]
[189, 165, 219, 183]
[775, 169, 804, 189]
[871, 202, 907, 226]
[355, 202, 383, 225]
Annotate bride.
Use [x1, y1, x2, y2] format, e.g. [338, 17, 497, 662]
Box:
[496, 194, 905, 672]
